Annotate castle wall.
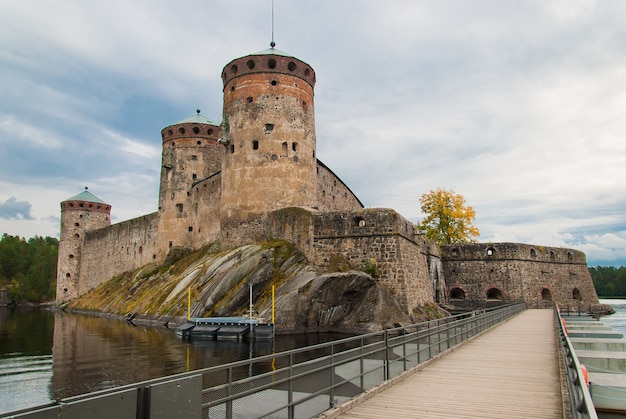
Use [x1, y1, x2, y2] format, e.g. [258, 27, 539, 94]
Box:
[442, 242, 599, 307]
[78, 213, 159, 295]
[316, 160, 363, 212]
[311, 208, 439, 314]
[56, 199, 111, 301]
[220, 54, 317, 238]
[157, 120, 221, 260]
[157, 173, 221, 259]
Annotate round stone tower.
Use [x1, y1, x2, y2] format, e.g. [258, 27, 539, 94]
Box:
[219, 45, 317, 242]
[56, 188, 111, 302]
[156, 110, 221, 260]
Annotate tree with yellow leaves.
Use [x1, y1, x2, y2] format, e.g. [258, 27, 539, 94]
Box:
[417, 188, 480, 247]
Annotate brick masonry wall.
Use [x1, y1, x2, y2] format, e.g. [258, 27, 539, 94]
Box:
[442, 242, 599, 306]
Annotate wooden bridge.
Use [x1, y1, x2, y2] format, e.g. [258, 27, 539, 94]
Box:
[326, 310, 566, 418]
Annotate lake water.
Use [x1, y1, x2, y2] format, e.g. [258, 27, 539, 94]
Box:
[2, 302, 626, 416]
[0, 308, 346, 415]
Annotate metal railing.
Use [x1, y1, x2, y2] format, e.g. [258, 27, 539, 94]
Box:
[557, 307, 598, 419]
[3, 303, 525, 419]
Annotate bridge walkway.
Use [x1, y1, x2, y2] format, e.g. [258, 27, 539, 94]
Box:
[333, 309, 565, 418]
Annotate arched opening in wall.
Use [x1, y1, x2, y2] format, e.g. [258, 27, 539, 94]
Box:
[74, 233, 80, 238]
[568, 252, 573, 260]
[353, 216, 365, 227]
[573, 288, 581, 300]
[288, 61, 297, 71]
[178, 127, 185, 135]
[229, 144, 235, 154]
[550, 251, 556, 260]
[231, 64, 238, 74]
[65, 273, 71, 278]
[192, 127, 199, 134]
[252, 140, 259, 150]
[292, 142, 298, 152]
[68, 254, 74, 259]
[487, 247, 495, 256]
[138, 246, 143, 254]
[246, 60, 255, 69]
[208, 128, 214, 135]
[63, 288, 68, 293]
[541, 288, 552, 301]
[486, 287, 503, 300]
[450, 287, 465, 300]
[530, 248, 537, 258]
[268, 59, 276, 69]
[282, 142, 288, 156]
[451, 248, 459, 256]
[74, 222, 80, 227]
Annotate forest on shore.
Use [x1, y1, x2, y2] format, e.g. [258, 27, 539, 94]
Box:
[0, 232, 625, 303]
[0, 234, 58, 304]
[589, 266, 626, 298]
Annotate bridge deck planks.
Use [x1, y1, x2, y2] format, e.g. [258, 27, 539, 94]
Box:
[336, 309, 563, 418]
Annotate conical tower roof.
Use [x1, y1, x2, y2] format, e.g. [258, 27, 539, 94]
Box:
[174, 109, 218, 126]
[63, 187, 108, 204]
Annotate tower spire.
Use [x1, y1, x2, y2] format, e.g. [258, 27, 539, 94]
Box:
[270, 0, 275, 48]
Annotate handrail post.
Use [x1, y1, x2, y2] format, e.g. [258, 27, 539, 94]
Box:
[226, 367, 233, 419]
[360, 337, 365, 391]
[329, 344, 335, 408]
[288, 353, 294, 419]
[384, 330, 390, 381]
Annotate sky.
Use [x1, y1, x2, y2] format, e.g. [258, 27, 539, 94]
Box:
[0, 0, 624, 267]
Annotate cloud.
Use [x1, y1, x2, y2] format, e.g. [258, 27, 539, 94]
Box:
[0, 197, 35, 220]
[0, 1, 625, 267]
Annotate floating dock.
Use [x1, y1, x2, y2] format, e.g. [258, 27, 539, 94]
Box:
[176, 317, 274, 340]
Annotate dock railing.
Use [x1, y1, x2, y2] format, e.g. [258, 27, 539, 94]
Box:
[556, 305, 598, 419]
[3, 303, 525, 419]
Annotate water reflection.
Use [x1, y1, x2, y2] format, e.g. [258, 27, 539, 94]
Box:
[0, 308, 348, 414]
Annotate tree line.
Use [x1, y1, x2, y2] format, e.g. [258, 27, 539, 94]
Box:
[589, 266, 626, 297]
[0, 233, 58, 304]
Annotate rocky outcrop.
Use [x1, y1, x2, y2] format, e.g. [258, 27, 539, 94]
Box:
[67, 240, 429, 334]
[0, 288, 13, 306]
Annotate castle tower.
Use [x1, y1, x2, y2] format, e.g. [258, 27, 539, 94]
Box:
[219, 46, 317, 242]
[56, 188, 111, 302]
[156, 110, 221, 260]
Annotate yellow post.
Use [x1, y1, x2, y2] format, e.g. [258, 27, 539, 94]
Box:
[187, 287, 191, 321]
[272, 285, 275, 323]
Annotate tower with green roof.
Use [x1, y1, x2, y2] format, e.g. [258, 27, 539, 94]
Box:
[56, 187, 111, 301]
[156, 110, 221, 260]
[219, 45, 318, 245]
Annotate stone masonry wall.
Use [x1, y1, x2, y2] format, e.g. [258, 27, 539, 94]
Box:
[311, 208, 437, 314]
[442, 242, 599, 307]
[79, 213, 159, 295]
[316, 160, 363, 212]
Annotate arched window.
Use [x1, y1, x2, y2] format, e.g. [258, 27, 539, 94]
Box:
[573, 288, 581, 300]
[450, 287, 465, 300]
[487, 247, 495, 256]
[486, 288, 503, 300]
[541, 288, 552, 301]
[530, 248, 537, 258]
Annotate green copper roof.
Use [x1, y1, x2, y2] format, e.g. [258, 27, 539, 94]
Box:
[250, 47, 293, 57]
[174, 110, 218, 126]
[63, 188, 108, 204]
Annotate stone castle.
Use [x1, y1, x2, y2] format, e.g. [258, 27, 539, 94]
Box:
[56, 45, 600, 316]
